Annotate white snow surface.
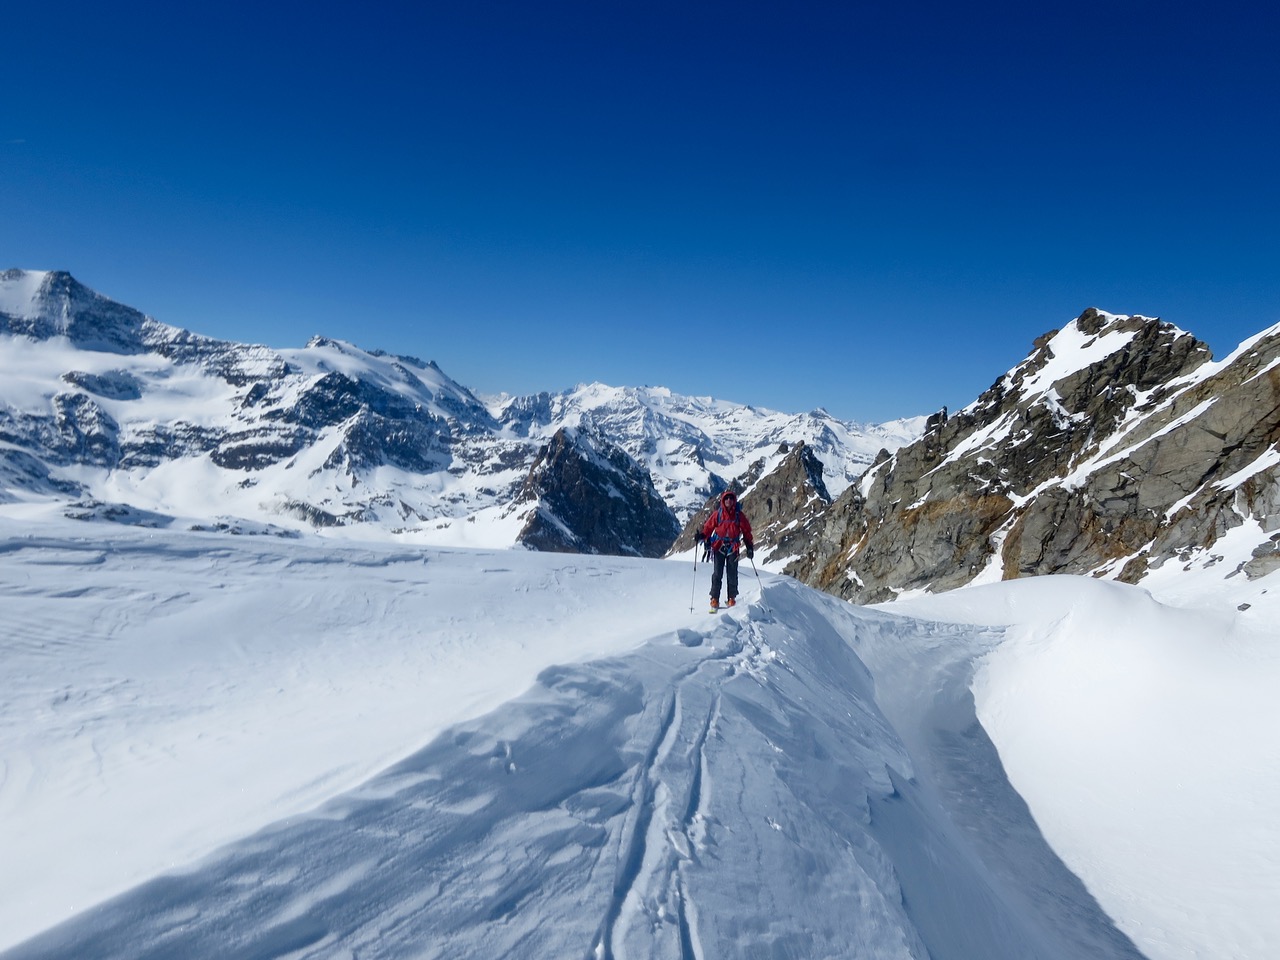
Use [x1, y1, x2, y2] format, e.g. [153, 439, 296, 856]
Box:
[892, 575, 1280, 960]
[2, 510, 1277, 959]
[0, 272, 47, 320]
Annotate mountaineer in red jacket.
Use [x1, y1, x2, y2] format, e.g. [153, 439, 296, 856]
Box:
[696, 489, 754, 609]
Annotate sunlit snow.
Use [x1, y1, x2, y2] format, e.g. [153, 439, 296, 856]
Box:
[2, 509, 1277, 959]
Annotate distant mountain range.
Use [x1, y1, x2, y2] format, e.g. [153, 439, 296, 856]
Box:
[7, 269, 1277, 603]
[0, 270, 922, 556]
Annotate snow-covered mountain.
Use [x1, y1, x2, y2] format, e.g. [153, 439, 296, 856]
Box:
[786, 307, 1280, 601]
[0, 269, 922, 554]
[497, 380, 921, 513]
[1, 514, 1275, 959]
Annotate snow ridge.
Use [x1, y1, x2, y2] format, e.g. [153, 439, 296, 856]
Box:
[0, 518, 1160, 959]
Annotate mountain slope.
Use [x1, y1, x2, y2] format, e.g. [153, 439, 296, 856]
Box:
[497, 381, 923, 520]
[667, 439, 834, 561]
[787, 308, 1280, 601]
[507, 425, 681, 557]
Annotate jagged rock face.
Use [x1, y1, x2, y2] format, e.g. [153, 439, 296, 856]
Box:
[668, 441, 832, 562]
[513, 428, 681, 557]
[789, 308, 1280, 601]
[740, 441, 831, 553]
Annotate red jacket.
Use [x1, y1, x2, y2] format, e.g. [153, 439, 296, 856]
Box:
[700, 492, 753, 555]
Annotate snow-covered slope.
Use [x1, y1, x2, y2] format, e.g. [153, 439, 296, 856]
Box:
[893, 574, 1280, 960]
[0, 270, 922, 548]
[2, 515, 1276, 959]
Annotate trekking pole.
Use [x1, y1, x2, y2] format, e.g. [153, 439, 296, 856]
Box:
[689, 546, 699, 613]
[747, 552, 762, 611]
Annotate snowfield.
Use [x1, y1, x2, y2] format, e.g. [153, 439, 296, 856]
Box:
[1, 512, 1277, 959]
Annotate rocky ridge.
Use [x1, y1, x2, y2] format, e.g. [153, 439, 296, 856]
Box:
[783, 308, 1280, 601]
[668, 440, 833, 560]
[508, 427, 681, 556]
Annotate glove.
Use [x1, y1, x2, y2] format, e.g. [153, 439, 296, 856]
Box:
[695, 531, 704, 543]
[745, 545, 754, 559]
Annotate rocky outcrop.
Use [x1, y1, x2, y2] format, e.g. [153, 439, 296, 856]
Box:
[743, 441, 832, 553]
[788, 309, 1280, 600]
[512, 428, 681, 557]
[668, 441, 833, 561]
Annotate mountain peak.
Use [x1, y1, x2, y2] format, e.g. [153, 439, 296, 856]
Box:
[1, 268, 154, 354]
[787, 308, 1276, 602]
[0, 268, 55, 320]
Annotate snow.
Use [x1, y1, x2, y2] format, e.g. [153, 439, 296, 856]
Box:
[0, 269, 48, 319]
[0, 518, 699, 951]
[1211, 446, 1280, 495]
[2, 513, 1278, 958]
[0, 313, 922, 542]
[503, 380, 926, 511]
[0, 332, 240, 423]
[279, 338, 485, 421]
[4, 279, 1278, 956]
[891, 574, 1280, 960]
[1011, 317, 1140, 398]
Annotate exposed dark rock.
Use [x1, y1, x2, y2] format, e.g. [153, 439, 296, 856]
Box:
[119, 423, 224, 469]
[64, 500, 173, 527]
[669, 441, 833, 563]
[210, 429, 312, 471]
[514, 428, 680, 558]
[281, 500, 347, 527]
[1, 270, 152, 354]
[52, 393, 120, 467]
[61, 370, 144, 401]
[323, 410, 451, 474]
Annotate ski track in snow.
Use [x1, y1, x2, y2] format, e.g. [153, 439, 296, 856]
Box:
[0, 519, 1151, 959]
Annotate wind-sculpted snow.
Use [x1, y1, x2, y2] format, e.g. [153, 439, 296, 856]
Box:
[0, 519, 1152, 960]
[895, 575, 1280, 960]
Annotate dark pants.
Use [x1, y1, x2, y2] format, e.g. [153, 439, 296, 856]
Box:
[710, 549, 739, 601]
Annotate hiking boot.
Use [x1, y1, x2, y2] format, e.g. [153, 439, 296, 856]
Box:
[726, 598, 736, 607]
[709, 597, 719, 609]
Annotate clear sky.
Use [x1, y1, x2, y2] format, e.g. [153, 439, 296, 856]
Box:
[3, 1, 1278, 422]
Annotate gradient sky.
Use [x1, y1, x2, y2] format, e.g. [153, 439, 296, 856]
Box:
[3, 0, 1278, 422]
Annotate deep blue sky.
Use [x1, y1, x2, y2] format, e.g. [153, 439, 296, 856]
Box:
[4, 1, 1278, 422]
